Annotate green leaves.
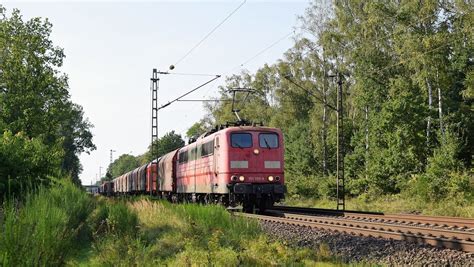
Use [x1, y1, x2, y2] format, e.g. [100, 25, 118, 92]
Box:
[107, 154, 140, 179]
[0, 6, 96, 186]
[198, 1, 473, 199]
[0, 131, 63, 199]
[149, 131, 185, 159]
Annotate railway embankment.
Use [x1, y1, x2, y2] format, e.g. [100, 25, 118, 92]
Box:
[237, 206, 474, 265]
[260, 219, 474, 266]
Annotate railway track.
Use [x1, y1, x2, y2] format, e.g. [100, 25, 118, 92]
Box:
[234, 206, 474, 253]
[271, 205, 474, 229]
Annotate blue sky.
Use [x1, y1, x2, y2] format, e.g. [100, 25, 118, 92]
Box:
[4, 0, 310, 185]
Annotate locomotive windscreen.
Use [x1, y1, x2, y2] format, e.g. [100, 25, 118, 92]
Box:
[231, 133, 252, 148]
[259, 133, 279, 148]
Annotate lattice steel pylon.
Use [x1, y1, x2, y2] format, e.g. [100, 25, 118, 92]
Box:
[150, 69, 159, 196]
[336, 75, 345, 210]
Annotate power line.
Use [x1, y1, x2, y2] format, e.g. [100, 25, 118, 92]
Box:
[224, 29, 295, 76]
[166, 72, 218, 77]
[177, 99, 232, 102]
[159, 75, 221, 110]
[236, 30, 294, 70]
[156, 71, 219, 77]
[284, 75, 337, 111]
[174, 0, 247, 67]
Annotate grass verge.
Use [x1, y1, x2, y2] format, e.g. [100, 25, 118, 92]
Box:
[0, 182, 354, 266]
[86, 199, 345, 266]
[283, 195, 474, 218]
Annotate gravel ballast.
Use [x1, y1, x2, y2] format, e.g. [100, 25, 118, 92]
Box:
[260, 220, 474, 266]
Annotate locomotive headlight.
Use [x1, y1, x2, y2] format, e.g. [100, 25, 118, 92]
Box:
[253, 149, 260, 155]
[268, 176, 274, 182]
[239, 175, 245, 182]
[275, 176, 280, 181]
[231, 175, 238, 181]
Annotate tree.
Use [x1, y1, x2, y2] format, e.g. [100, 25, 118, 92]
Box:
[186, 121, 208, 139]
[148, 131, 185, 160]
[0, 7, 95, 185]
[107, 154, 140, 178]
[197, 0, 473, 199]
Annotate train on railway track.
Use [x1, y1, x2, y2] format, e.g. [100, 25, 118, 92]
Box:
[99, 124, 286, 212]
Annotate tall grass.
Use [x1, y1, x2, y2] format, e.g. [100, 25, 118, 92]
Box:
[0, 179, 93, 266]
[0, 186, 349, 266]
[89, 199, 337, 266]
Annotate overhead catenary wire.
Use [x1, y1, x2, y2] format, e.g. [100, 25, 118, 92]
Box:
[173, 0, 247, 67]
[178, 99, 232, 102]
[158, 75, 221, 110]
[234, 30, 295, 71]
[156, 72, 219, 77]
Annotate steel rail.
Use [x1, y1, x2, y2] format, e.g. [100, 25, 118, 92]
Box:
[271, 206, 474, 229]
[235, 212, 474, 253]
[276, 212, 474, 242]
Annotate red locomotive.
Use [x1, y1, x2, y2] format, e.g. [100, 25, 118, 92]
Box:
[102, 125, 285, 212]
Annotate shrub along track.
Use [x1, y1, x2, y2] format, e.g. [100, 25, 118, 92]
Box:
[234, 206, 474, 253]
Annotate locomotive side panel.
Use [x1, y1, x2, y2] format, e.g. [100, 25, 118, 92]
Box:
[176, 135, 220, 194]
[190, 137, 217, 194]
[213, 134, 231, 194]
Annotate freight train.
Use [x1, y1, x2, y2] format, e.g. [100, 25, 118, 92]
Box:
[99, 125, 286, 212]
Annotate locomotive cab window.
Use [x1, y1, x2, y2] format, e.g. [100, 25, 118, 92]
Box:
[231, 133, 252, 148]
[259, 133, 279, 148]
[201, 140, 214, 157]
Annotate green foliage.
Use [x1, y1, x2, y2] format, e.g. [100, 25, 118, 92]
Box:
[90, 200, 139, 237]
[0, 179, 93, 266]
[0, 7, 95, 185]
[103, 202, 139, 236]
[0, 131, 63, 199]
[186, 120, 208, 139]
[107, 154, 140, 178]
[199, 0, 473, 202]
[285, 122, 318, 177]
[148, 130, 185, 160]
[105, 131, 186, 179]
[87, 199, 327, 266]
[286, 174, 321, 199]
[404, 130, 472, 202]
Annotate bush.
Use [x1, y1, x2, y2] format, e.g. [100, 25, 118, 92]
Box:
[286, 174, 321, 199]
[403, 131, 472, 202]
[0, 179, 93, 266]
[0, 131, 64, 199]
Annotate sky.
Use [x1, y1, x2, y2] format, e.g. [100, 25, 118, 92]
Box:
[4, 0, 310, 185]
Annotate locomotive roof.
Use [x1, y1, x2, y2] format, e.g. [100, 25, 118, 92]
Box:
[197, 125, 280, 140]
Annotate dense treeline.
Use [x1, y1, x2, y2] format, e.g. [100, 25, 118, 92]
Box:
[0, 7, 95, 197]
[201, 1, 473, 202]
[103, 131, 185, 182]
